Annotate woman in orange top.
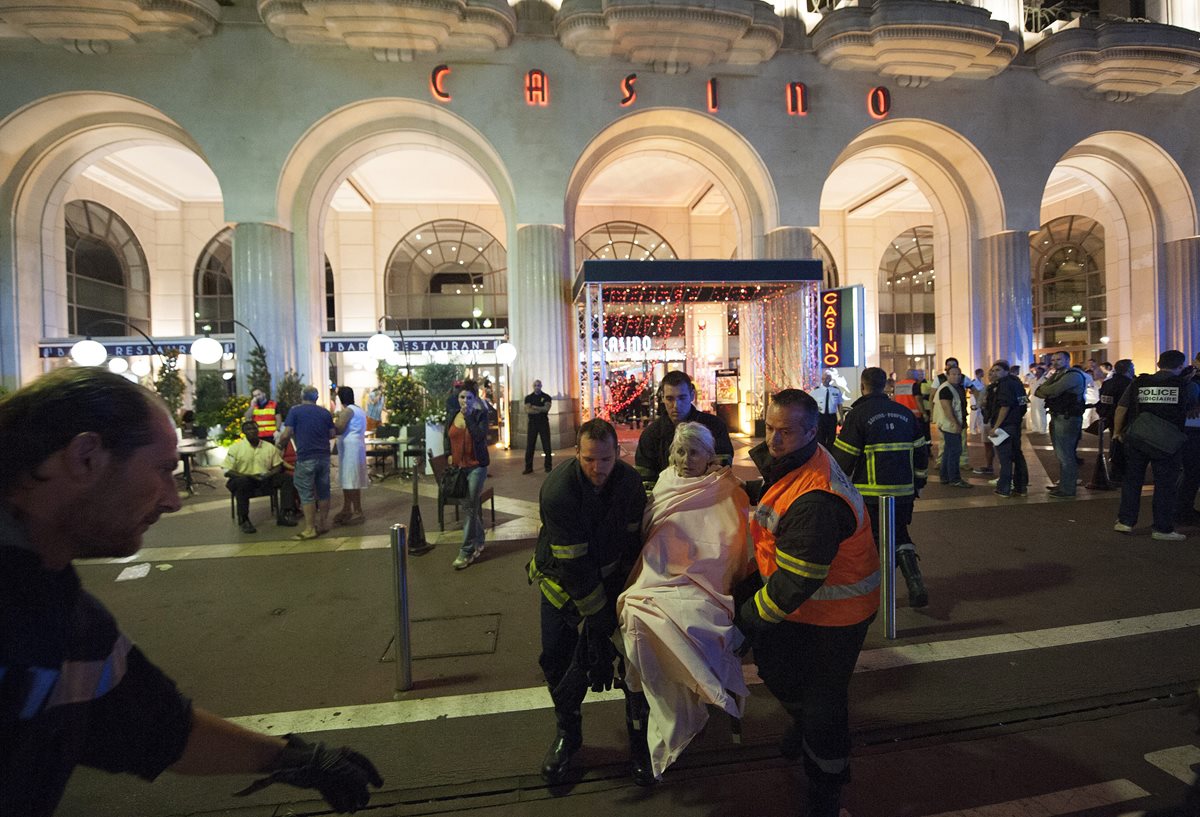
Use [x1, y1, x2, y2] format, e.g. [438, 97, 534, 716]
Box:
[448, 380, 491, 570]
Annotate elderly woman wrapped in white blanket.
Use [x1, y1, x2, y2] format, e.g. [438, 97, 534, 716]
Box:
[617, 421, 752, 781]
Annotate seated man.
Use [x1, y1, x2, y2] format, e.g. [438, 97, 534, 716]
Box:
[225, 420, 285, 533]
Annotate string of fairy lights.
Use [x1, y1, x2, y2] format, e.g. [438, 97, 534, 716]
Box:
[577, 281, 812, 420]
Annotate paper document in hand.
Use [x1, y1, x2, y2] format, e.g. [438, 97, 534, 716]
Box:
[988, 427, 1009, 446]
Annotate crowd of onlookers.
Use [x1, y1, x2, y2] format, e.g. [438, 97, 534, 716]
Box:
[878, 349, 1200, 539]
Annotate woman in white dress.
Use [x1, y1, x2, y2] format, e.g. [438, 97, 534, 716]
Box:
[333, 385, 369, 525]
[617, 421, 752, 782]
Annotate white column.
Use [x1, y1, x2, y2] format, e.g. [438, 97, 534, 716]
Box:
[764, 226, 813, 261]
[511, 224, 576, 448]
[975, 231, 1033, 368]
[232, 223, 299, 395]
[1165, 0, 1200, 31]
[977, 0, 1024, 31]
[1162, 236, 1200, 356]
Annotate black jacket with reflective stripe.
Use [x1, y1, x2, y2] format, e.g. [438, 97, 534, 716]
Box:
[832, 392, 929, 502]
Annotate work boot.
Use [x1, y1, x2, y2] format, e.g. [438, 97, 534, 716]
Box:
[625, 693, 656, 786]
[897, 549, 928, 608]
[239, 517, 256, 534]
[540, 713, 582, 784]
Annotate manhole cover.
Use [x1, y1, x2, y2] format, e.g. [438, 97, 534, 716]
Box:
[379, 613, 500, 662]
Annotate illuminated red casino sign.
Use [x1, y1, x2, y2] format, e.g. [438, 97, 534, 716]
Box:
[427, 64, 890, 120]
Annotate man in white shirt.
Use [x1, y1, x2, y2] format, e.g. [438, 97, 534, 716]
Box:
[225, 420, 284, 533]
[1027, 365, 1049, 434]
[809, 370, 844, 450]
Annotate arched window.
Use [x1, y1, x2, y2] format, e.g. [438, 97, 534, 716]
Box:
[65, 200, 150, 335]
[813, 234, 839, 289]
[575, 221, 676, 271]
[1030, 215, 1106, 360]
[384, 220, 506, 331]
[325, 256, 336, 332]
[877, 226, 936, 378]
[194, 227, 233, 334]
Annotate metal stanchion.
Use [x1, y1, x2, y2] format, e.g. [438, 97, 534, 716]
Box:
[389, 524, 414, 693]
[879, 495, 897, 640]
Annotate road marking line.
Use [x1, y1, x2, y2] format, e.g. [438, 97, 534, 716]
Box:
[855, 608, 1200, 672]
[921, 779, 1149, 817]
[228, 608, 1200, 735]
[229, 687, 625, 735]
[1144, 744, 1200, 784]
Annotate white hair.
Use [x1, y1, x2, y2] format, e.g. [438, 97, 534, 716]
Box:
[668, 421, 715, 475]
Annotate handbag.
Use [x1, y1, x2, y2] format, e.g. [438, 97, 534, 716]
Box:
[439, 465, 469, 499]
[1124, 410, 1187, 459]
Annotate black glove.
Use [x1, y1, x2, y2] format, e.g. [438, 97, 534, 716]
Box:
[734, 596, 774, 657]
[582, 609, 619, 693]
[234, 733, 383, 813]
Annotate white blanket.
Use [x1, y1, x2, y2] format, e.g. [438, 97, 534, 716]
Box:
[617, 466, 752, 779]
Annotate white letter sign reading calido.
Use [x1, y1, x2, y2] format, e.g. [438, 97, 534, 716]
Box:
[605, 336, 654, 355]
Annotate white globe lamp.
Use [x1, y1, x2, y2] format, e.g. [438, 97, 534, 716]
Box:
[496, 342, 517, 366]
[385, 350, 404, 367]
[190, 335, 224, 365]
[367, 332, 394, 360]
[70, 339, 107, 367]
[107, 357, 129, 374]
[130, 357, 152, 378]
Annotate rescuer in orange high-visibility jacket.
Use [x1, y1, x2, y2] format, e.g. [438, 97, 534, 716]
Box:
[733, 389, 877, 817]
[244, 388, 281, 442]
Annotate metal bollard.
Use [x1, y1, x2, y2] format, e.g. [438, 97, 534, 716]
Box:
[389, 524, 414, 693]
[879, 495, 897, 640]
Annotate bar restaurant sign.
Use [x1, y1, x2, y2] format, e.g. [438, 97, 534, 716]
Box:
[321, 337, 502, 354]
[39, 340, 235, 358]
[819, 285, 865, 368]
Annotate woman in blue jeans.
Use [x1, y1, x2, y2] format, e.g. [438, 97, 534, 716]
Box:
[448, 381, 491, 569]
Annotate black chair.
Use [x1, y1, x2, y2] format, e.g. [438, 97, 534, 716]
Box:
[369, 424, 401, 477]
[428, 449, 495, 531]
[228, 480, 279, 519]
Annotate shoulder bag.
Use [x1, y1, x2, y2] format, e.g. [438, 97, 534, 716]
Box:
[440, 465, 470, 499]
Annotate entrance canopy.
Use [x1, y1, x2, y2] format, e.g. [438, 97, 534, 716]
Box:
[575, 260, 822, 424]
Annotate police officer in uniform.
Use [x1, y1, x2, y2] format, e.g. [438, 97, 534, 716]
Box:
[1178, 354, 1200, 527]
[527, 419, 649, 784]
[1094, 358, 1135, 487]
[734, 389, 878, 817]
[990, 360, 1029, 497]
[1112, 350, 1200, 541]
[833, 367, 930, 607]
[1035, 351, 1088, 497]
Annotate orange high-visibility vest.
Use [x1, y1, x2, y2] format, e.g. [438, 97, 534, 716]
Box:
[751, 446, 879, 627]
[893, 379, 922, 417]
[251, 401, 278, 437]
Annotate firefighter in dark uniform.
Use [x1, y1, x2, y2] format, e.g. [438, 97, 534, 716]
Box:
[635, 370, 733, 487]
[734, 389, 878, 817]
[1094, 358, 1135, 486]
[1112, 350, 1200, 541]
[833, 367, 930, 607]
[527, 419, 649, 784]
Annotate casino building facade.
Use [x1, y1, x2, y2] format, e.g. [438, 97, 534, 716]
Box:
[1, 0, 1198, 444]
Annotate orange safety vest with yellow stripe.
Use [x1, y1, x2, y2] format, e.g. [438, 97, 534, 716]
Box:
[751, 446, 879, 627]
[893, 379, 922, 418]
[251, 401, 278, 437]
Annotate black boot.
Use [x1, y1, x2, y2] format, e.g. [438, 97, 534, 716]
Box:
[897, 549, 928, 608]
[625, 692, 656, 786]
[540, 712, 581, 784]
[806, 781, 843, 817]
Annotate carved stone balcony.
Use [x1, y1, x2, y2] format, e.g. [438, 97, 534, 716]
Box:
[1030, 17, 1200, 101]
[0, 0, 219, 52]
[555, 0, 784, 73]
[258, 0, 516, 61]
[810, 0, 1020, 87]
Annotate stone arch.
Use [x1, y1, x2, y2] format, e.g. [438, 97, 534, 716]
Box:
[276, 98, 518, 382]
[822, 119, 1007, 369]
[565, 108, 780, 263]
[1041, 131, 1198, 363]
[0, 92, 220, 385]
